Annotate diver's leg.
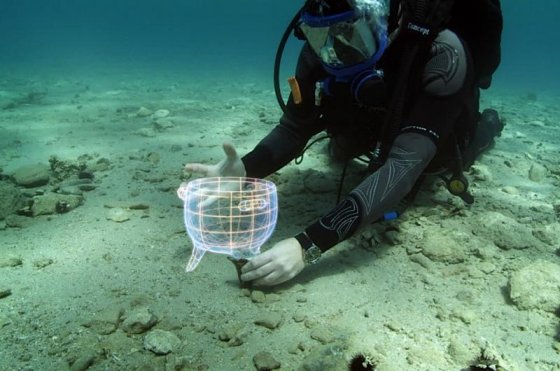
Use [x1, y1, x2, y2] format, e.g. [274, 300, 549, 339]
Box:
[462, 108, 504, 168]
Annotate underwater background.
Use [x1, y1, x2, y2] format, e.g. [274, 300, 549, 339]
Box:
[1, 1, 559, 370]
[1, 0, 558, 92]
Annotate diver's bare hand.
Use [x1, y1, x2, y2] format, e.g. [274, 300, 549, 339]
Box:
[240, 238, 305, 286]
[184, 142, 246, 178]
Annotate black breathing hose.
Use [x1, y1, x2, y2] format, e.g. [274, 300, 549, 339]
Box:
[274, 7, 305, 115]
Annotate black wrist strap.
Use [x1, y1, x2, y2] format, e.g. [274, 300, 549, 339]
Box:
[294, 232, 313, 250]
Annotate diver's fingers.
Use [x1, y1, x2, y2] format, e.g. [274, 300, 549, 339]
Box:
[184, 163, 210, 175]
[222, 142, 238, 162]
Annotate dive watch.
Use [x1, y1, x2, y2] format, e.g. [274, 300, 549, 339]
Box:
[295, 232, 322, 265]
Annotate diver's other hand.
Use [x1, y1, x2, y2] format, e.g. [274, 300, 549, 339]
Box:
[184, 142, 246, 178]
[240, 238, 305, 286]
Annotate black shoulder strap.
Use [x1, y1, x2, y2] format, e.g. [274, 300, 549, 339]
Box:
[400, 0, 455, 42]
[372, 0, 455, 170]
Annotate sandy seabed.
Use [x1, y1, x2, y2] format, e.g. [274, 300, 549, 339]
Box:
[0, 70, 559, 371]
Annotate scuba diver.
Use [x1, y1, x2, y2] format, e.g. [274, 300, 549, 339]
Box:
[185, 0, 504, 286]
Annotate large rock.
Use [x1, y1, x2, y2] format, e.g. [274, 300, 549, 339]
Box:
[11, 163, 50, 187]
[509, 260, 560, 312]
[31, 193, 84, 216]
[475, 211, 538, 250]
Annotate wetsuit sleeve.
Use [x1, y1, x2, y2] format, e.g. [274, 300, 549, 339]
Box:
[304, 132, 436, 252]
[242, 45, 325, 178]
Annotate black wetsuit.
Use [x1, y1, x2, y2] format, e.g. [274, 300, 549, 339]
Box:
[242, 28, 477, 252]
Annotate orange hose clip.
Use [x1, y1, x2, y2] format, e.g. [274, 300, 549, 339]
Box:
[288, 76, 302, 105]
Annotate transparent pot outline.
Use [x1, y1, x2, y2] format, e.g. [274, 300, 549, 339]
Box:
[177, 177, 278, 272]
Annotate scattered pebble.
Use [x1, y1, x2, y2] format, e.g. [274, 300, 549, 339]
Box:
[121, 307, 158, 334]
[154, 118, 174, 131]
[529, 163, 547, 182]
[293, 309, 306, 323]
[151, 109, 170, 119]
[250, 290, 266, 303]
[0, 289, 12, 299]
[144, 329, 181, 355]
[33, 258, 54, 269]
[253, 351, 281, 371]
[0, 257, 23, 268]
[310, 327, 335, 344]
[82, 307, 123, 335]
[106, 207, 130, 223]
[254, 312, 282, 329]
[136, 107, 152, 117]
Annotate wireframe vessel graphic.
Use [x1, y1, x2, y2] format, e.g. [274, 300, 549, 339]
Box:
[177, 177, 278, 272]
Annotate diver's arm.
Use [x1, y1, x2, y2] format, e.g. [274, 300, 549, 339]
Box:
[304, 132, 436, 251]
[304, 29, 470, 251]
[241, 112, 323, 178]
[242, 44, 325, 178]
[239, 133, 435, 286]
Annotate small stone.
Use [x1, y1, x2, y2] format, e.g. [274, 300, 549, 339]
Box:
[218, 323, 247, 347]
[152, 109, 170, 119]
[253, 351, 281, 371]
[409, 253, 433, 270]
[528, 163, 547, 182]
[254, 312, 282, 329]
[128, 203, 150, 210]
[144, 329, 181, 355]
[33, 258, 54, 269]
[420, 234, 465, 264]
[122, 307, 158, 334]
[251, 290, 266, 303]
[136, 107, 152, 117]
[0, 289, 12, 299]
[310, 327, 334, 344]
[293, 310, 306, 322]
[0, 257, 23, 268]
[296, 295, 307, 303]
[82, 308, 123, 335]
[154, 118, 174, 131]
[106, 207, 130, 223]
[78, 184, 96, 192]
